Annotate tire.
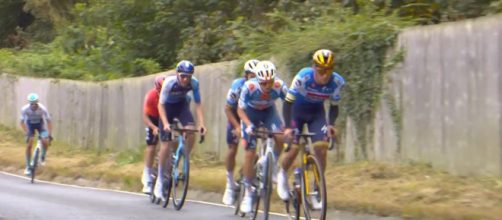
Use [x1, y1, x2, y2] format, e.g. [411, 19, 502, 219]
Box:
[30, 147, 40, 184]
[162, 176, 172, 208]
[172, 147, 189, 210]
[234, 176, 246, 217]
[250, 162, 261, 220]
[262, 153, 274, 220]
[301, 155, 327, 220]
[285, 190, 300, 220]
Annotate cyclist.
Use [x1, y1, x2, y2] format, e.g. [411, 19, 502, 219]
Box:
[20, 93, 53, 176]
[237, 60, 288, 213]
[141, 75, 165, 194]
[154, 60, 207, 201]
[222, 59, 259, 205]
[278, 49, 345, 205]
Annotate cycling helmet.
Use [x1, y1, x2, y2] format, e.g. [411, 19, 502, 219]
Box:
[154, 75, 165, 91]
[312, 49, 335, 68]
[244, 59, 260, 73]
[176, 60, 195, 74]
[255, 60, 276, 82]
[27, 93, 39, 103]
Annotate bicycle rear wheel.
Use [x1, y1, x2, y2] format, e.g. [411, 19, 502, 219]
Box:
[301, 155, 327, 220]
[30, 147, 40, 184]
[262, 152, 274, 220]
[172, 147, 190, 210]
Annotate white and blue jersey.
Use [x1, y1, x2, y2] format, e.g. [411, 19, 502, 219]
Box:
[225, 77, 247, 109]
[159, 75, 201, 104]
[238, 78, 288, 150]
[238, 78, 288, 110]
[286, 67, 346, 143]
[286, 67, 345, 105]
[20, 103, 51, 138]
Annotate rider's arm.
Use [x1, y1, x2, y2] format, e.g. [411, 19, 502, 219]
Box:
[40, 104, 53, 135]
[237, 85, 252, 128]
[195, 102, 205, 127]
[328, 104, 338, 125]
[158, 81, 170, 128]
[283, 99, 293, 128]
[224, 105, 240, 129]
[192, 79, 205, 127]
[143, 92, 157, 130]
[20, 108, 28, 133]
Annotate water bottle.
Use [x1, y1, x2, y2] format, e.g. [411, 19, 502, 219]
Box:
[293, 168, 302, 189]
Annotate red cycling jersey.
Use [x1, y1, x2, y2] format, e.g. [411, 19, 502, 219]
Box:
[143, 88, 160, 118]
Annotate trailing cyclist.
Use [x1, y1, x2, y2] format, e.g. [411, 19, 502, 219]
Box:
[154, 60, 207, 201]
[237, 60, 287, 213]
[141, 75, 165, 194]
[20, 93, 53, 176]
[222, 59, 259, 206]
[279, 49, 345, 206]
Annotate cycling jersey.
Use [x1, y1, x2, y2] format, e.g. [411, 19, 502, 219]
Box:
[238, 78, 288, 110]
[159, 75, 201, 104]
[286, 67, 345, 105]
[20, 103, 51, 138]
[226, 77, 247, 109]
[143, 88, 160, 118]
[20, 103, 51, 125]
[225, 77, 247, 145]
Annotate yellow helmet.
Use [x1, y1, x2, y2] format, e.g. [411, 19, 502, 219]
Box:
[312, 49, 335, 68]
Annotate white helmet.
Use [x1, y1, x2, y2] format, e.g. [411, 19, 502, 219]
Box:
[255, 60, 276, 82]
[244, 59, 260, 73]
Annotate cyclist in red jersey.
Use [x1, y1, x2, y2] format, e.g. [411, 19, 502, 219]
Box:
[141, 75, 164, 194]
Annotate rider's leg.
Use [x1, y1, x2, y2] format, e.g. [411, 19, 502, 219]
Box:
[308, 109, 329, 173]
[154, 118, 173, 199]
[39, 130, 49, 161]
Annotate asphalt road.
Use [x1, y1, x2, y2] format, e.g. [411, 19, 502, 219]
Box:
[0, 172, 401, 220]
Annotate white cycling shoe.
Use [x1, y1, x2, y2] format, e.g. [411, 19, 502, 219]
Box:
[153, 179, 165, 200]
[240, 189, 253, 213]
[277, 169, 290, 200]
[222, 183, 236, 205]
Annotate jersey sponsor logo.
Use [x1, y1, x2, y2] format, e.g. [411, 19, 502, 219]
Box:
[230, 92, 238, 101]
[248, 83, 256, 91]
[306, 92, 330, 99]
[294, 79, 302, 87]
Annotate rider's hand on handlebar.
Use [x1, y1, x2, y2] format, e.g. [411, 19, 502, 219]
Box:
[245, 124, 255, 135]
[284, 128, 294, 140]
[199, 125, 207, 135]
[232, 127, 241, 137]
[327, 125, 336, 138]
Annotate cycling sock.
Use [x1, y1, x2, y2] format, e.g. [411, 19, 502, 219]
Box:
[157, 166, 164, 182]
[226, 171, 234, 185]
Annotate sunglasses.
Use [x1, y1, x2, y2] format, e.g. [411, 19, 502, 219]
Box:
[179, 74, 192, 79]
[259, 80, 274, 86]
[314, 64, 333, 75]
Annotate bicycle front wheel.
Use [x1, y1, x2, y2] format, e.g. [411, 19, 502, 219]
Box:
[30, 147, 40, 184]
[262, 152, 274, 220]
[172, 147, 190, 210]
[301, 154, 327, 220]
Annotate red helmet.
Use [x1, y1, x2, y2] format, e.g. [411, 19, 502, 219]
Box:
[154, 75, 165, 91]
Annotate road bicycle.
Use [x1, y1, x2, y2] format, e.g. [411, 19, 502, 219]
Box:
[29, 136, 51, 184]
[283, 132, 335, 220]
[235, 126, 281, 220]
[153, 119, 204, 210]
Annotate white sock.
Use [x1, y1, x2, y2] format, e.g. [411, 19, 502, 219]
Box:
[226, 171, 234, 186]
